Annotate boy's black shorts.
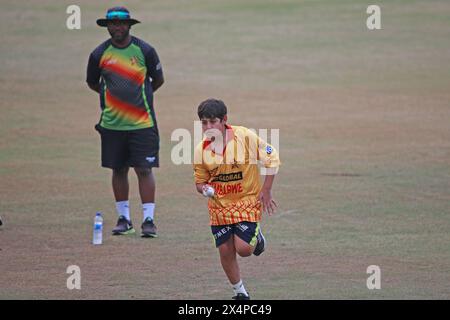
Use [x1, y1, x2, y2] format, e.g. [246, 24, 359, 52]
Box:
[95, 124, 159, 169]
[211, 221, 260, 248]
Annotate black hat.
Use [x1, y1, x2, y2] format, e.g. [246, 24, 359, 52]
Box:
[96, 7, 140, 27]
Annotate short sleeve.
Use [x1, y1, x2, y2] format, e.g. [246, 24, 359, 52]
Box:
[193, 143, 211, 184]
[86, 40, 110, 85]
[86, 52, 101, 85]
[145, 47, 163, 82]
[246, 128, 281, 175]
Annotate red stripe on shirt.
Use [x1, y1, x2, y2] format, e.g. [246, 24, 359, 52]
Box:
[106, 90, 149, 121]
[101, 59, 145, 85]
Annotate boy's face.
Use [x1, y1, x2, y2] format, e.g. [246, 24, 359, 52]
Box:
[200, 116, 227, 134]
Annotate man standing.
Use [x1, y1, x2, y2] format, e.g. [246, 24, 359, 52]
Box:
[193, 99, 280, 299]
[87, 7, 164, 238]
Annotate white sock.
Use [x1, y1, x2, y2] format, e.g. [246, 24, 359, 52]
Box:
[116, 200, 130, 221]
[142, 203, 155, 222]
[232, 280, 248, 296]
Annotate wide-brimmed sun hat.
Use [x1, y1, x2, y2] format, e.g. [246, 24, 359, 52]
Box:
[96, 7, 140, 27]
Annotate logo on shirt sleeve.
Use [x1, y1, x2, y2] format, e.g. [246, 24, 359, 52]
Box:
[266, 146, 273, 154]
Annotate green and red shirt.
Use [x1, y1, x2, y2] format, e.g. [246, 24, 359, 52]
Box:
[87, 36, 163, 130]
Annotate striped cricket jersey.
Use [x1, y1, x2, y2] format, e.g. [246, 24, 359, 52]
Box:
[194, 125, 280, 226]
[86, 36, 163, 130]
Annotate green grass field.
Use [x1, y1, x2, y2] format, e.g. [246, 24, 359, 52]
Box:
[1, 0, 449, 299]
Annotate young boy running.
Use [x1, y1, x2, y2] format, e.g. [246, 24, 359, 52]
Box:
[193, 98, 280, 300]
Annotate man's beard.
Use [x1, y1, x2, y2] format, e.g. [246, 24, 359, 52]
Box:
[109, 28, 129, 43]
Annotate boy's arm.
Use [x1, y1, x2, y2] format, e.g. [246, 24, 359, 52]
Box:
[196, 183, 217, 198]
[193, 144, 212, 196]
[259, 174, 277, 216]
[248, 129, 280, 215]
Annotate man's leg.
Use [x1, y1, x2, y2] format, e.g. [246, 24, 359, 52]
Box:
[111, 167, 135, 235]
[96, 125, 133, 235]
[112, 167, 129, 202]
[127, 126, 159, 237]
[135, 167, 157, 237]
[134, 167, 155, 203]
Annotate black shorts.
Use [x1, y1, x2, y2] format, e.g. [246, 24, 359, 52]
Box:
[211, 221, 260, 248]
[95, 124, 159, 169]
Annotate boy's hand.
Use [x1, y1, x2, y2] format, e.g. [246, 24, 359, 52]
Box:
[202, 184, 215, 198]
[259, 188, 277, 216]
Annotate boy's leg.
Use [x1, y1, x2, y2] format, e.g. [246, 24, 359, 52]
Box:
[218, 234, 250, 299]
[233, 222, 265, 256]
[213, 225, 250, 299]
[233, 235, 254, 257]
[218, 236, 241, 285]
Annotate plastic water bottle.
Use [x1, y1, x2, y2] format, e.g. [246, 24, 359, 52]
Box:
[93, 212, 103, 245]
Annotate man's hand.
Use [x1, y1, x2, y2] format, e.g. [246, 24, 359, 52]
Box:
[259, 187, 277, 216]
[88, 82, 100, 93]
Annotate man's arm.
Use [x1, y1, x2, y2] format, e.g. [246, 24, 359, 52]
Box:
[88, 82, 100, 93]
[145, 45, 164, 93]
[151, 75, 164, 93]
[86, 51, 101, 93]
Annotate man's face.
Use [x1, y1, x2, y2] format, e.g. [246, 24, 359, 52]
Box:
[107, 20, 131, 43]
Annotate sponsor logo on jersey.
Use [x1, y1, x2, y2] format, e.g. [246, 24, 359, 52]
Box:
[211, 172, 243, 183]
[211, 183, 243, 196]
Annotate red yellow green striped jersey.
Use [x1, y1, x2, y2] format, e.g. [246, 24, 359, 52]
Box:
[87, 37, 163, 130]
